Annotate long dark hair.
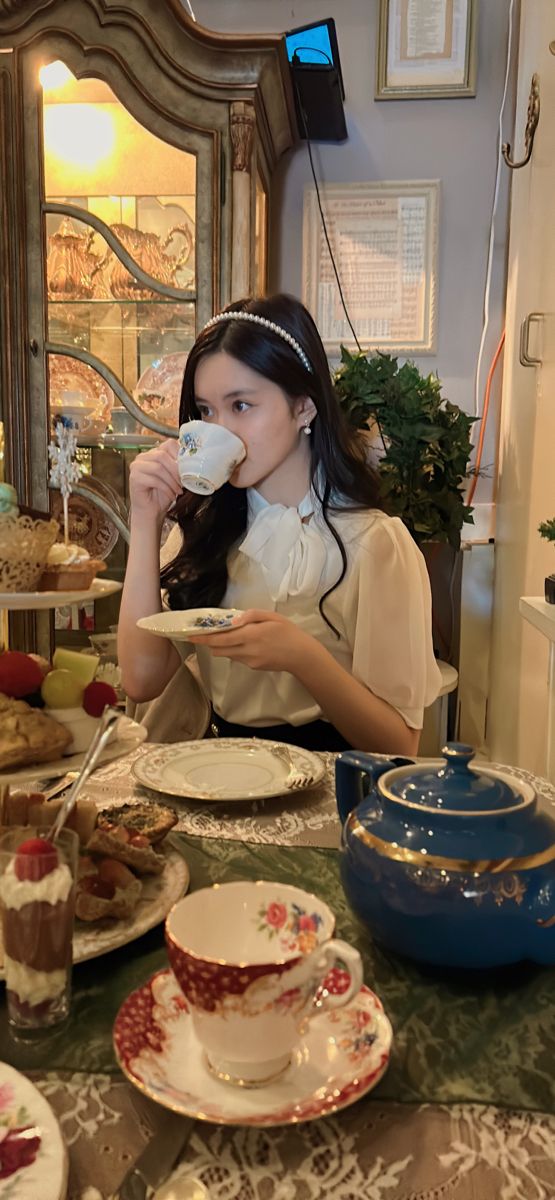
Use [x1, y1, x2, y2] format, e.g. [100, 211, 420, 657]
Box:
[161, 294, 382, 634]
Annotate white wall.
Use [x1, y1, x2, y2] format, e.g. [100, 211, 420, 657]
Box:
[191, 0, 516, 515]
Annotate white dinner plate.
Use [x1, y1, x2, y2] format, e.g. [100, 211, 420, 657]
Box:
[132, 738, 325, 802]
[0, 846, 189, 979]
[0, 1061, 67, 1200]
[137, 607, 243, 641]
[0, 715, 147, 786]
[0, 577, 122, 610]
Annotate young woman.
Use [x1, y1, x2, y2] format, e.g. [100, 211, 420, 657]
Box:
[118, 293, 441, 753]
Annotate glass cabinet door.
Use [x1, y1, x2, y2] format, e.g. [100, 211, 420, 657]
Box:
[39, 61, 206, 644]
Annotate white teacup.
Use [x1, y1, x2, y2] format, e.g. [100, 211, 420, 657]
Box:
[177, 420, 246, 495]
[166, 880, 363, 1086]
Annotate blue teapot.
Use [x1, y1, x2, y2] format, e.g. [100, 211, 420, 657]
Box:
[335, 743, 555, 968]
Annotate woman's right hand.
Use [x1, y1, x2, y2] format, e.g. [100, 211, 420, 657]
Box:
[128, 438, 182, 524]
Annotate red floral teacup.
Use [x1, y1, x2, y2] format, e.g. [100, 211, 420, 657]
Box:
[165, 879, 363, 1086]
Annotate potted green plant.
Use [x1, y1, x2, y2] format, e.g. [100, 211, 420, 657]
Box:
[334, 348, 475, 548]
[538, 518, 555, 604]
[334, 348, 476, 659]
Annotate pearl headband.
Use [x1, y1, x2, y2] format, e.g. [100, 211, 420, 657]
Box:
[203, 311, 313, 373]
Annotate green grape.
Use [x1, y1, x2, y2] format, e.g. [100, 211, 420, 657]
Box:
[41, 668, 84, 709]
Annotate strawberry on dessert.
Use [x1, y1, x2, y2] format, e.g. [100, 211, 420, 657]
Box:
[0, 829, 77, 1031]
[14, 837, 58, 882]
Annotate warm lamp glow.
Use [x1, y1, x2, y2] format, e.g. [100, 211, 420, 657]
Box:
[39, 60, 74, 90]
[43, 104, 116, 170]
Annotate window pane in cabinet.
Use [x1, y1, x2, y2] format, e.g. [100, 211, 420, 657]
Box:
[42, 66, 196, 436]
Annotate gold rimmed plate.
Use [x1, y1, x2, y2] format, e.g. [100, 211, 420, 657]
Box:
[0, 715, 146, 786]
[137, 607, 243, 641]
[131, 738, 325, 802]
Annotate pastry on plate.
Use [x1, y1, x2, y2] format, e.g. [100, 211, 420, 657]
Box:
[0, 693, 72, 769]
[76, 857, 142, 921]
[85, 827, 165, 875]
[38, 541, 106, 591]
[97, 801, 177, 844]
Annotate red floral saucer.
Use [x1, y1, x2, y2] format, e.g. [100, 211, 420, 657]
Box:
[113, 968, 392, 1127]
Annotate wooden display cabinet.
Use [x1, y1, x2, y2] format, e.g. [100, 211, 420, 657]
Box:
[0, 0, 295, 654]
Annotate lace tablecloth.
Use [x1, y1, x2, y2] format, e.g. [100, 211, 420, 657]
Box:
[85, 747, 555, 850]
[32, 1072, 555, 1200]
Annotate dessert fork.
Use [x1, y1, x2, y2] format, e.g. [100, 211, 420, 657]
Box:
[268, 743, 315, 790]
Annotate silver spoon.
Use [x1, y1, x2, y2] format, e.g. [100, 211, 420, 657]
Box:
[48, 706, 121, 841]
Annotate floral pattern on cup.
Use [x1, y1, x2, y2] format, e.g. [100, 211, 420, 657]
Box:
[179, 432, 200, 456]
[256, 900, 324, 956]
[0, 1082, 41, 1180]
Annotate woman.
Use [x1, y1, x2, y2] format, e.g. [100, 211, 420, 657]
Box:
[118, 293, 441, 752]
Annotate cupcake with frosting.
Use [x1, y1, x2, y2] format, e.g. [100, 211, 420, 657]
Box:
[38, 541, 105, 592]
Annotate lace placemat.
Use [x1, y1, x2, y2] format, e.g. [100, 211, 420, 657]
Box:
[83, 747, 555, 850]
[32, 1071, 555, 1200]
[83, 746, 342, 848]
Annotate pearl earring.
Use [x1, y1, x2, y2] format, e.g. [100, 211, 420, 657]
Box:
[303, 421, 312, 436]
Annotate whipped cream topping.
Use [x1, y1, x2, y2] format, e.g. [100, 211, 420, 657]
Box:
[0, 858, 73, 910]
[3, 954, 67, 1003]
[46, 541, 90, 566]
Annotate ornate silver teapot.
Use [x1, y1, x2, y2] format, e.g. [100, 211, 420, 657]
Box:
[96, 223, 193, 299]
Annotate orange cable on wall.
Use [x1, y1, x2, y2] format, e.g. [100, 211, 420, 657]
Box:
[467, 329, 505, 508]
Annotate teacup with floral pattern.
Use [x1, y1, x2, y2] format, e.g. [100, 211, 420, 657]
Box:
[165, 879, 363, 1086]
[177, 419, 246, 495]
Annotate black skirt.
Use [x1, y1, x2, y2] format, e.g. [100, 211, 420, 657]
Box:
[209, 711, 352, 752]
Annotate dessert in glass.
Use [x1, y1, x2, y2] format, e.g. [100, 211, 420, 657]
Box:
[0, 827, 78, 1036]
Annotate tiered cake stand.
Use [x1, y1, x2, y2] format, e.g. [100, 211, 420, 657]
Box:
[0, 578, 140, 802]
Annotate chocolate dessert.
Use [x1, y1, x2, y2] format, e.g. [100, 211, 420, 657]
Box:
[0, 833, 76, 1030]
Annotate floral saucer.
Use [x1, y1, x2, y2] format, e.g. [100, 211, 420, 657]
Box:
[113, 968, 392, 1127]
[0, 1062, 67, 1199]
[137, 608, 243, 641]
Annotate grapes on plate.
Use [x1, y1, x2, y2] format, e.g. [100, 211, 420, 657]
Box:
[41, 668, 85, 709]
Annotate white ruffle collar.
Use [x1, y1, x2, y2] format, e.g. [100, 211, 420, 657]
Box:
[237, 487, 332, 603]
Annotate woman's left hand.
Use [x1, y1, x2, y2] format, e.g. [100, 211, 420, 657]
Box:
[189, 609, 315, 674]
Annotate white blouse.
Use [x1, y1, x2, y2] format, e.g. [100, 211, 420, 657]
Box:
[171, 487, 442, 731]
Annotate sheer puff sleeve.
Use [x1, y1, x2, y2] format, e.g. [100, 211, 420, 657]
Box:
[349, 515, 442, 730]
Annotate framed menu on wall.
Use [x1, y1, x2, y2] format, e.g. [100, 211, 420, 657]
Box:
[376, 0, 477, 99]
[302, 180, 439, 356]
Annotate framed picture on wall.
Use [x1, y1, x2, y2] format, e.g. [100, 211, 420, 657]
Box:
[376, 0, 477, 99]
[302, 180, 439, 356]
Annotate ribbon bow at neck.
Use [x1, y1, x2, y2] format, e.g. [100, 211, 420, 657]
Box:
[238, 499, 331, 603]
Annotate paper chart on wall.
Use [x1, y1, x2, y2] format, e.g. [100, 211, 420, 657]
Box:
[389, 0, 470, 86]
[302, 180, 439, 355]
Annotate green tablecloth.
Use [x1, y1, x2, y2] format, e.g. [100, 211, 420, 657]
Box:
[2, 833, 555, 1113]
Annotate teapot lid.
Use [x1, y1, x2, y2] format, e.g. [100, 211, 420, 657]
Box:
[382, 743, 530, 814]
